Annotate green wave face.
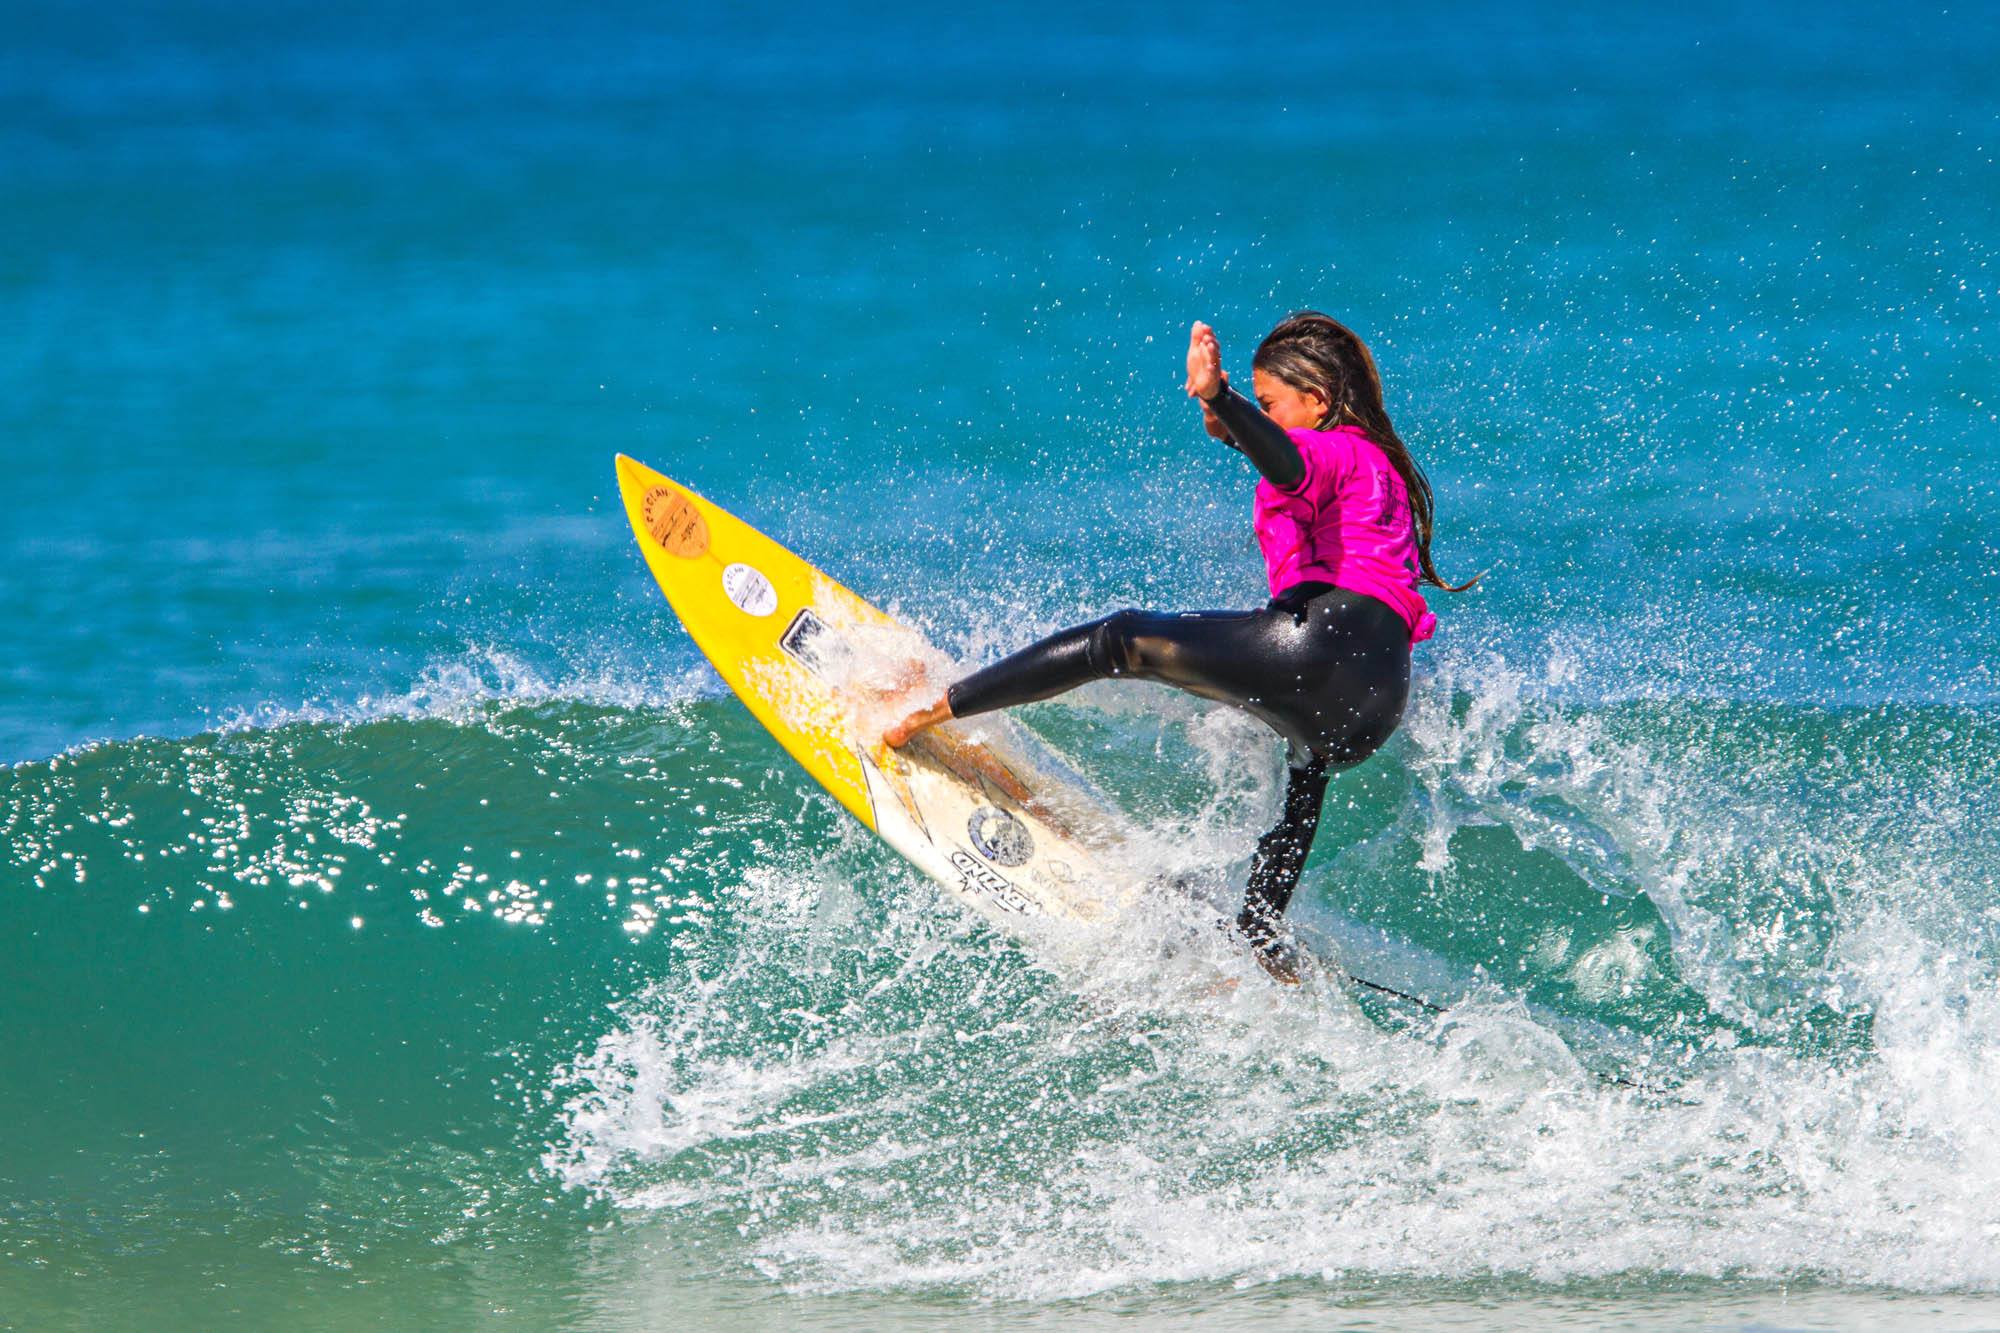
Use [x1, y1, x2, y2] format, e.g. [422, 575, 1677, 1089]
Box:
[7, 671, 1998, 1321]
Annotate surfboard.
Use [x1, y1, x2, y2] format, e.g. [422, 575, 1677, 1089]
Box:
[614, 455, 1136, 934]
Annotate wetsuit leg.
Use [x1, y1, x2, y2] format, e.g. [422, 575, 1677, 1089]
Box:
[947, 606, 1322, 750]
[1235, 759, 1332, 956]
[944, 614, 1124, 718]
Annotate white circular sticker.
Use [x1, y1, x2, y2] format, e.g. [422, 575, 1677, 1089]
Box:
[721, 562, 779, 617]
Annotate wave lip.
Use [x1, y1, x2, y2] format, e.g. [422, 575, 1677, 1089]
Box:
[208, 646, 719, 735]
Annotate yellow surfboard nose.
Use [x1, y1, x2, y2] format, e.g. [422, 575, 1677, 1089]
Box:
[613, 454, 1132, 935]
[615, 456, 878, 830]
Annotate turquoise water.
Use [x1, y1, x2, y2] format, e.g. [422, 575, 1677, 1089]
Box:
[4, 2, 1999, 1326]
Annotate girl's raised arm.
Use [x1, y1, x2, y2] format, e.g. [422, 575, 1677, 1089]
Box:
[1185, 322, 1305, 489]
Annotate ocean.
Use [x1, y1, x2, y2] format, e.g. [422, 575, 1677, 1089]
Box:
[3, 1, 1998, 1326]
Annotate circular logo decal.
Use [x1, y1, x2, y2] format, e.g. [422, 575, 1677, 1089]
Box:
[721, 562, 779, 617]
[643, 487, 708, 558]
[968, 807, 1034, 867]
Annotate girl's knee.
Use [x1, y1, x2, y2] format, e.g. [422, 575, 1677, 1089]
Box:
[1087, 608, 1147, 677]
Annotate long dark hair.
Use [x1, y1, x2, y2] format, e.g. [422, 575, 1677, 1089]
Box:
[1252, 311, 1477, 592]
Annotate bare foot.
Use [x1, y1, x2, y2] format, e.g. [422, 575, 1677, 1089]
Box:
[883, 694, 952, 749]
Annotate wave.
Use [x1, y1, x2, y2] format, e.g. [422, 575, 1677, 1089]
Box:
[5, 647, 2000, 1297]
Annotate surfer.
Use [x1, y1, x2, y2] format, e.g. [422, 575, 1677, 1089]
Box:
[886, 313, 1474, 980]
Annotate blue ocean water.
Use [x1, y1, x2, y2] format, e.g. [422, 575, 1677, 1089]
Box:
[3, 1, 1998, 1326]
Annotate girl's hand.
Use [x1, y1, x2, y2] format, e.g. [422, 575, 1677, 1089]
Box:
[1185, 321, 1224, 400]
[1186, 322, 1232, 440]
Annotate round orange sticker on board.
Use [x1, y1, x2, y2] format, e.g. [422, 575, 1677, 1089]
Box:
[643, 487, 709, 557]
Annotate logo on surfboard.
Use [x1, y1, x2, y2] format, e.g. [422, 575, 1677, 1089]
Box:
[968, 807, 1034, 867]
[949, 851, 1037, 915]
[722, 562, 779, 617]
[778, 607, 857, 681]
[642, 487, 709, 557]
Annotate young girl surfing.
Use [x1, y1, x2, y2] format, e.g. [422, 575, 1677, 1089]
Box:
[886, 312, 1473, 980]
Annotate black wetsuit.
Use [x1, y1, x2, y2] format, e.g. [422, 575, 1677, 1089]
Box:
[945, 383, 1414, 958]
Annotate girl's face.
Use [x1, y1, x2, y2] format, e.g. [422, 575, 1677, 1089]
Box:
[1252, 369, 1330, 432]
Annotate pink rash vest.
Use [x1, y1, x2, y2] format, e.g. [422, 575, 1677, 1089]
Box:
[1253, 424, 1436, 643]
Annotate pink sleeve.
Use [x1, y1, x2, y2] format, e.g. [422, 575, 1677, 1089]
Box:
[1285, 428, 1353, 502]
